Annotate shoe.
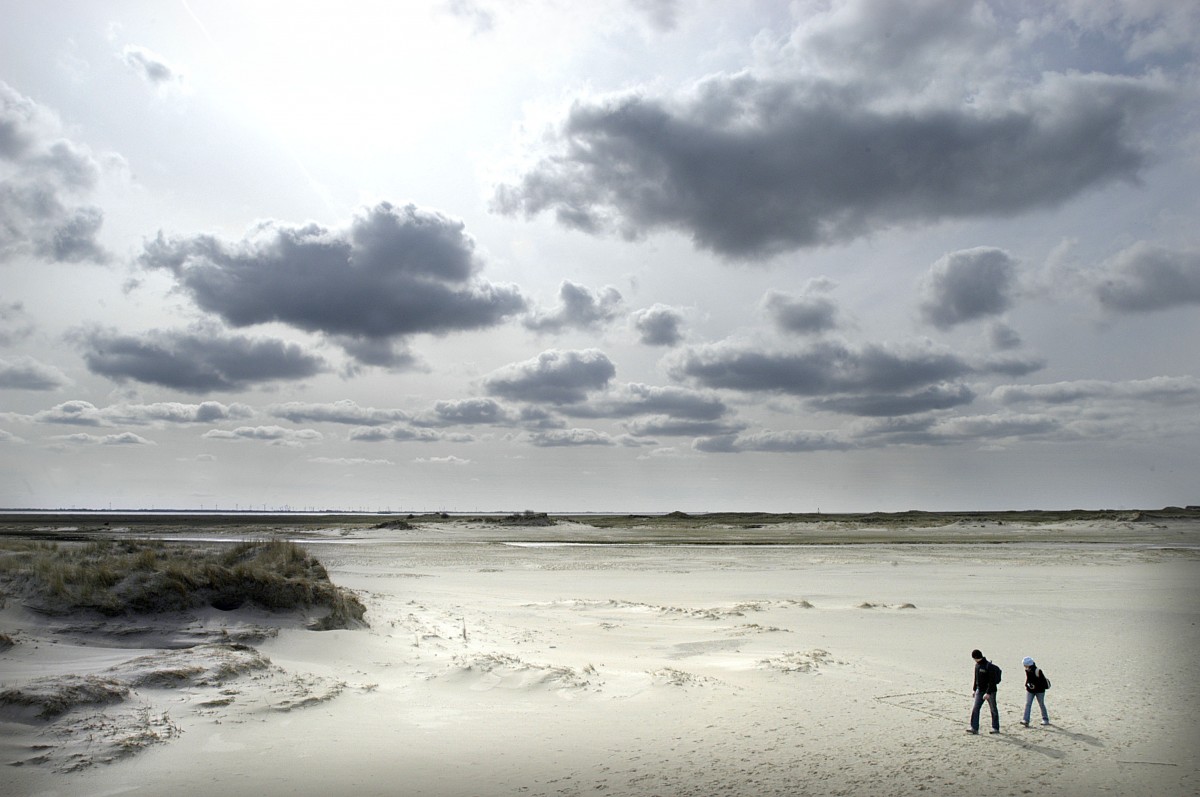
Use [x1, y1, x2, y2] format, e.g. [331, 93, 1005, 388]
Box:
[965, 729, 978, 734]
[989, 729, 1000, 734]
[1041, 720, 1051, 726]
[1020, 721, 1029, 727]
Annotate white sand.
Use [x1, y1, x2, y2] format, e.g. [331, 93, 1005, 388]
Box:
[2, 521, 1198, 796]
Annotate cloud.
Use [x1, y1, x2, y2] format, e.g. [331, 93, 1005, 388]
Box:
[494, 68, 1165, 259]
[988, 322, 1022, 351]
[561, 382, 730, 421]
[33, 400, 107, 426]
[919, 247, 1018, 329]
[73, 324, 327, 393]
[120, 45, 184, 90]
[525, 428, 616, 447]
[0, 429, 25, 444]
[417, 397, 517, 426]
[26, 399, 251, 426]
[523, 280, 622, 333]
[442, 0, 495, 34]
[624, 416, 747, 437]
[113, 401, 253, 425]
[628, 0, 680, 32]
[0, 82, 108, 263]
[992, 376, 1200, 406]
[484, 348, 615, 404]
[413, 455, 471, 465]
[694, 429, 852, 454]
[695, 408, 1067, 454]
[631, 303, 684, 346]
[308, 456, 395, 466]
[347, 424, 472, 444]
[763, 283, 841, 335]
[139, 202, 526, 365]
[669, 339, 984, 396]
[0, 355, 70, 390]
[202, 426, 322, 446]
[51, 431, 155, 446]
[0, 301, 35, 345]
[805, 383, 976, 416]
[1094, 242, 1200, 313]
[271, 400, 410, 427]
[1040, 1, 1200, 61]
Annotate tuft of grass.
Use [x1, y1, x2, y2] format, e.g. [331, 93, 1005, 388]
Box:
[0, 539, 366, 630]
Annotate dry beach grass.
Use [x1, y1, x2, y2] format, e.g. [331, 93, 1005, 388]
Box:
[0, 510, 1198, 795]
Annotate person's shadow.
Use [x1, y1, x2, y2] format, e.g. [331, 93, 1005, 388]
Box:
[1040, 723, 1103, 747]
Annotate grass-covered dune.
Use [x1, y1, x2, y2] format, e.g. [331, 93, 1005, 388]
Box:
[0, 539, 366, 630]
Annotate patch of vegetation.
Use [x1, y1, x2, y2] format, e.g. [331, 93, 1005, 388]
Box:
[497, 511, 555, 526]
[0, 539, 366, 630]
[0, 674, 130, 719]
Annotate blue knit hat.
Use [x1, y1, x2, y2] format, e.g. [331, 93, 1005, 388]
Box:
[1022, 656, 1034, 667]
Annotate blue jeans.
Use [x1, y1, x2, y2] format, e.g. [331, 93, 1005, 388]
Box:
[1024, 690, 1048, 723]
[971, 690, 998, 732]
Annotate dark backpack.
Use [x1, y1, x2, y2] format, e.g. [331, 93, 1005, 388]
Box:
[990, 662, 1002, 685]
[1042, 670, 1051, 690]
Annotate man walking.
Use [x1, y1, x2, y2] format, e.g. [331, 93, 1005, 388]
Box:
[967, 649, 1000, 735]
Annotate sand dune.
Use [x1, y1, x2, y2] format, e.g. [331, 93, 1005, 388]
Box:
[2, 515, 1198, 795]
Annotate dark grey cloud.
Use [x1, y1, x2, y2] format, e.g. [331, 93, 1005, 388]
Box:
[1095, 243, 1200, 313]
[919, 247, 1018, 329]
[631, 303, 684, 346]
[0, 355, 70, 390]
[763, 285, 840, 335]
[333, 337, 418, 371]
[73, 325, 327, 393]
[484, 349, 615, 404]
[139, 202, 526, 365]
[114, 401, 253, 425]
[806, 383, 976, 416]
[494, 70, 1164, 259]
[669, 339, 979, 396]
[992, 376, 1200, 407]
[1, 82, 108, 264]
[121, 46, 182, 88]
[271, 400, 410, 427]
[524, 280, 622, 333]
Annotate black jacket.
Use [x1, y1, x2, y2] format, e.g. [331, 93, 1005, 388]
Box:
[973, 658, 998, 694]
[1025, 666, 1049, 693]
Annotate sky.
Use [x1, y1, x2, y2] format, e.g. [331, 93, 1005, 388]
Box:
[1, 0, 1198, 513]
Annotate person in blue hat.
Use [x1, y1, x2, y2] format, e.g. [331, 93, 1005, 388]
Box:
[1021, 656, 1051, 726]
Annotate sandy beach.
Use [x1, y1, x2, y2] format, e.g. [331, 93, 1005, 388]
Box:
[2, 514, 1198, 797]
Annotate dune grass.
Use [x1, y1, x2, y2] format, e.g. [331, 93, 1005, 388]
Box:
[0, 539, 366, 629]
